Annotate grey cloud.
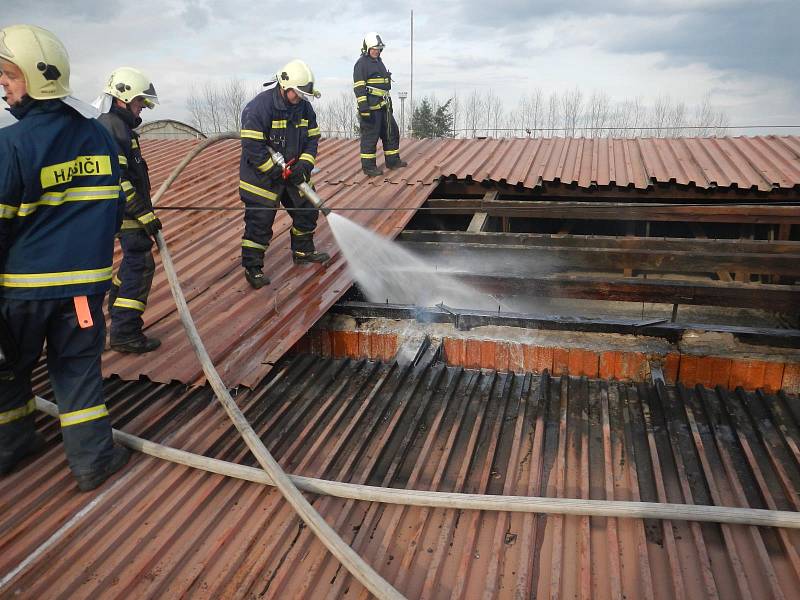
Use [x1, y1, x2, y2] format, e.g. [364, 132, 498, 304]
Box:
[457, 0, 797, 86]
[3, 0, 125, 23]
[182, 0, 211, 29]
[460, 0, 754, 26]
[607, 3, 799, 83]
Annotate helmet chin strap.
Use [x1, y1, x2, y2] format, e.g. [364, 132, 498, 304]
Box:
[4, 93, 32, 108]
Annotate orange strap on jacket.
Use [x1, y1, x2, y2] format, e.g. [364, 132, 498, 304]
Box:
[73, 296, 93, 329]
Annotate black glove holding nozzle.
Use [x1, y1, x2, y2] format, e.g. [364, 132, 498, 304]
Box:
[287, 161, 311, 186]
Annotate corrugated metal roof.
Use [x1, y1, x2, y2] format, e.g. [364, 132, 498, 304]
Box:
[105, 135, 800, 388]
[2, 355, 798, 598]
[321, 136, 800, 192]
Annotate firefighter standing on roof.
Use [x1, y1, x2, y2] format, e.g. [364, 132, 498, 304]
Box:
[96, 67, 162, 354]
[239, 59, 330, 289]
[0, 24, 129, 490]
[353, 32, 408, 177]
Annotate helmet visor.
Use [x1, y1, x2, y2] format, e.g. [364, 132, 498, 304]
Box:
[140, 82, 158, 107]
[294, 80, 320, 101]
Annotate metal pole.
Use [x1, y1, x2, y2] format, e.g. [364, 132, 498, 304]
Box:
[410, 9, 414, 136]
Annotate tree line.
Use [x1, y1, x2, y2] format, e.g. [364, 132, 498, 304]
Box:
[186, 81, 730, 139]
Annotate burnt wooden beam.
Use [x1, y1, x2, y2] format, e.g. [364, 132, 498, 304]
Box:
[689, 223, 733, 282]
[424, 199, 800, 224]
[399, 241, 800, 277]
[398, 230, 800, 254]
[333, 301, 800, 349]
[447, 273, 800, 312]
[433, 179, 800, 202]
[466, 190, 496, 232]
[466, 212, 489, 232]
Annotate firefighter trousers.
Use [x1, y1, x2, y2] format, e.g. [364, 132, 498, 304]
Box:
[359, 107, 402, 170]
[109, 229, 155, 343]
[0, 294, 115, 477]
[240, 180, 319, 269]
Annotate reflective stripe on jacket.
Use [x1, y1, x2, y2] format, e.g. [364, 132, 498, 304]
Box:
[353, 55, 392, 113]
[0, 100, 124, 299]
[239, 86, 320, 195]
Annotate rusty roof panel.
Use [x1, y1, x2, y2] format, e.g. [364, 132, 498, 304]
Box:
[2, 357, 799, 598]
[408, 136, 800, 192]
[284, 135, 800, 192]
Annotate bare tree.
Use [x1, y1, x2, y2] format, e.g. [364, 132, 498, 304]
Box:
[315, 92, 359, 138]
[450, 92, 460, 138]
[485, 90, 505, 136]
[694, 92, 729, 137]
[561, 87, 583, 137]
[660, 99, 687, 138]
[187, 83, 221, 134]
[222, 79, 251, 133]
[186, 79, 259, 134]
[527, 89, 544, 137]
[506, 89, 544, 137]
[463, 90, 483, 138]
[650, 95, 673, 137]
[585, 91, 611, 138]
[608, 97, 646, 137]
[189, 80, 734, 140]
[546, 92, 560, 137]
[713, 111, 730, 137]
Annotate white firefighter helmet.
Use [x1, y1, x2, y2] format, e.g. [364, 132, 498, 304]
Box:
[276, 59, 320, 100]
[0, 24, 71, 100]
[361, 32, 385, 54]
[104, 66, 158, 108]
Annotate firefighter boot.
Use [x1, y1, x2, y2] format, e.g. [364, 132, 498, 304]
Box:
[75, 445, 131, 492]
[293, 250, 331, 265]
[110, 336, 161, 354]
[386, 159, 408, 169]
[362, 166, 383, 177]
[0, 432, 45, 476]
[244, 267, 269, 289]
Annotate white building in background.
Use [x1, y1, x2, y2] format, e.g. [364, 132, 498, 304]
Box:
[137, 119, 206, 140]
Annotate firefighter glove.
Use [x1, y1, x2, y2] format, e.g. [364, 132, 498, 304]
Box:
[137, 211, 163, 237]
[288, 162, 311, 185]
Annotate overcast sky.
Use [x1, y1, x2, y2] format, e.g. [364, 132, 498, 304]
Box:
[2, 0, 798, 134]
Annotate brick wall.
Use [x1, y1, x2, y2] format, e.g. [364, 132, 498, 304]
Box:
[293, 329, 800, 393]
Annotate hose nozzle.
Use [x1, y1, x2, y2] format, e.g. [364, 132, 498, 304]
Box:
[267, 147, 332, 217]
[298, 181, 332, 216]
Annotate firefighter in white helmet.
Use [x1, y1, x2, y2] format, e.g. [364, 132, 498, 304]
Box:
[95, 67, 162, 354]
[353, 32, 407, 177]
[0, 25, 129, 489]
[238, 59, 329, 289]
